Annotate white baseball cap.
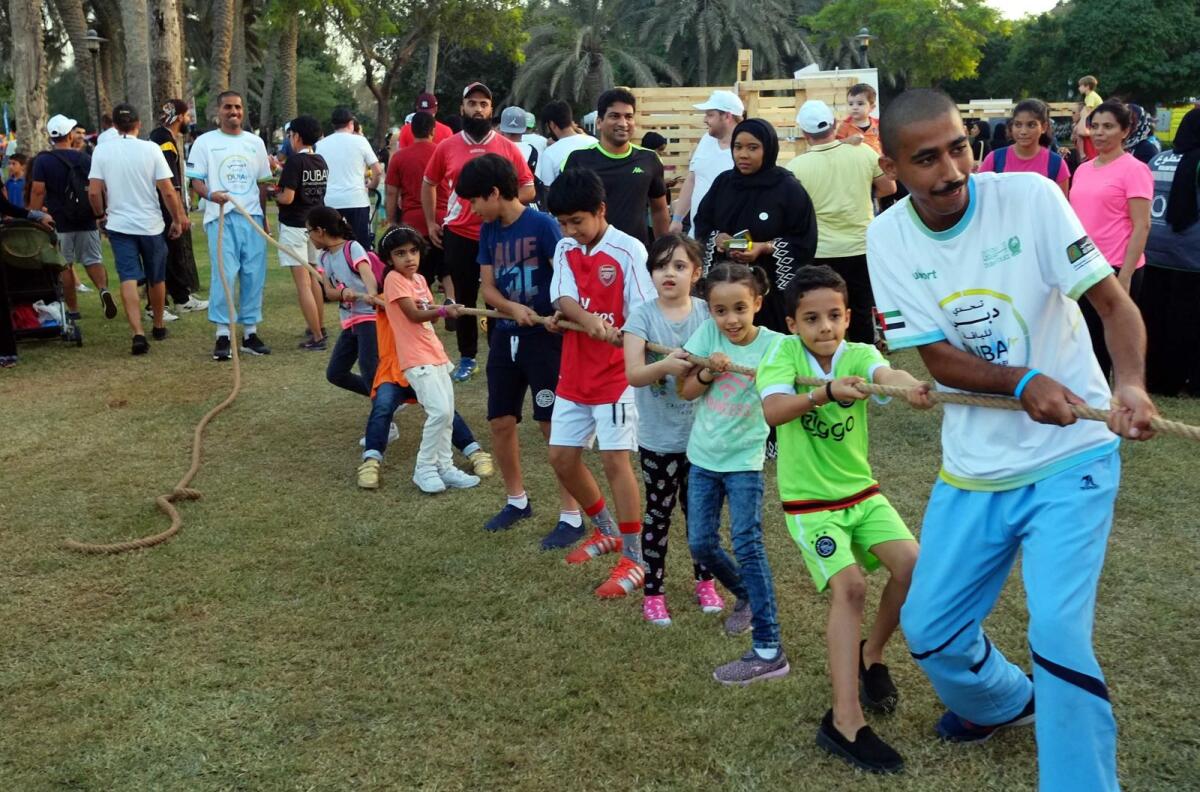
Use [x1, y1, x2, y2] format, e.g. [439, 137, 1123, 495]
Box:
[47, 114, 79, 139]
[796, 100, 836, 135]
[694, 90, 745, 116]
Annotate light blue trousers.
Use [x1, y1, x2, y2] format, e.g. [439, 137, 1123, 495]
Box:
[205, 213, 268, 327]
[901, 449, 1121, 792]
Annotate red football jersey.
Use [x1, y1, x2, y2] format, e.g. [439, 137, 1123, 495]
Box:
[550, 225, 655, 404]
[422, 131, 534, 241]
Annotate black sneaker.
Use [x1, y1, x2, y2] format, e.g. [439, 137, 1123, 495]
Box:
[241, 333, 272, 356]
[815, 709, 904, 774]
[131, 334, 150, 355]
[860, 640, 899, 714]
[213, 336, 232, 361]
[298, 336, 327, 351]
[151, 326, 168, 341]
[100, 289, 118, 319]
[485, 503, 533, 532]
[540, 520, 585, 550]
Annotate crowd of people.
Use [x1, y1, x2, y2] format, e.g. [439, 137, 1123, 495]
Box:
[2, 71, 1198, 789]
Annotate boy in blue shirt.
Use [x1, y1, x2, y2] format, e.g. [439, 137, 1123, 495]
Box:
[5, 154, 26, 208]
[456, 154, 582, 545]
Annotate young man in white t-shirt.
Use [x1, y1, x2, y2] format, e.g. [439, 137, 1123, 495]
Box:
[536, 100, 596, 188]
[868, 89, 1157, 792]
[186, 90, 274, 360]
[668, 90, 742, 236]
[314, 107, 382, 251]
[86, 104, 189, 354]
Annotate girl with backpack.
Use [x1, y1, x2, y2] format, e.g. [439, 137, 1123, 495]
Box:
[978, 99, 1071, 198]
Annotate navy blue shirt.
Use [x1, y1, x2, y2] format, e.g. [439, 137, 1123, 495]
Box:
[477, 207, 562, 335]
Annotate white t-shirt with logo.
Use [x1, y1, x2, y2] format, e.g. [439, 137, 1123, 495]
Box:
[88, 134, 173, 235]
[537, 133, 597, 186]
[315, 130, 379, 209]
[866, 172, 1117, 491]
[185, 129, 271, 225]
[687, 134, 734, 234]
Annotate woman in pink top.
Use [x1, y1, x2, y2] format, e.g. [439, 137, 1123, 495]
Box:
[979, 99, 1071, 197]
[1069, 100, 1153, 378]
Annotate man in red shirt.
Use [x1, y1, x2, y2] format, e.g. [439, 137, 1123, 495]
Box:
[398, 92, 454, 149]
[385, 112, 453, 300]
[422, 81, 536, 382]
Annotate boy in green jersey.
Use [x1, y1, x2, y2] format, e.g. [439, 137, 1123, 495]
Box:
[757, 265, 931, 774]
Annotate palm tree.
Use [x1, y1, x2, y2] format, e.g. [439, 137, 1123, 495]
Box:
[53, 0, 109, 127]
[638, 0, 814, 86]
[512, 0, 681, 112]
[205, 0, 235, 123]
[150, 0, 186, 103]
[8, 0, 48, 153]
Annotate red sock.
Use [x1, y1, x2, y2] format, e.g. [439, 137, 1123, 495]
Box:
[618, 521, 641, 535]
[584, 498, 606, 518]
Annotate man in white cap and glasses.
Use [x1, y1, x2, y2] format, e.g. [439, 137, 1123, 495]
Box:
[785, 99, 895, 344]
[668, 89, 743, 236]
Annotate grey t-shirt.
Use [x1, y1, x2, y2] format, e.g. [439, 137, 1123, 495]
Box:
[622, 297, 710, 454]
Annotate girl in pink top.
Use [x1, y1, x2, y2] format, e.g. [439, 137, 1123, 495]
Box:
[978, 99, 1071, 198]
[1068, 100, 1154, 377]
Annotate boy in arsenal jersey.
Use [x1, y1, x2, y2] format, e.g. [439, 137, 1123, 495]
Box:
[545, 169, 657, 599]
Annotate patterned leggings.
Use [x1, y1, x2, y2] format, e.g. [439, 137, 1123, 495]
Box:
[640, 448, 712, 596]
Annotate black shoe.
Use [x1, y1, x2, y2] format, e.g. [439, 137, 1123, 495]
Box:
[213, 336, 232, 361]
[100, 289, 117, 319]
[540, 520, 585, 550]
[241, 333, 272, 356]
[860, 640, 899, 714]
[815, 709, 904, 774]
[67, 310, 82, 321]
[298, 336, 327, 351]
[151, 326, 168, 341]
[131, 334, 150, 355]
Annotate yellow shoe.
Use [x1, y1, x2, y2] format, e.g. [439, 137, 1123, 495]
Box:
[468, 449, 494, 477]
[357, 458, 381, 489]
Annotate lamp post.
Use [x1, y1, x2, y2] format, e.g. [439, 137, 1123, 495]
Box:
[83, 29, 106, 129]
[854, 27, 872, 70]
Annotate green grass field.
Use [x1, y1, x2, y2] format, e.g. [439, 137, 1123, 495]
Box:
[1, 218, 1198, 791]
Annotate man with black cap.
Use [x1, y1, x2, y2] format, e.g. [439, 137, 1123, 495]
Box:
[421, 81, 536, 383]
[398, 93, 453, 149]
[315, 106, 382, 251]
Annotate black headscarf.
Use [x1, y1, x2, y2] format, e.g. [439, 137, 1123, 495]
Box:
[711, 119, 790, 229]
[1166, 108, 1200, 233]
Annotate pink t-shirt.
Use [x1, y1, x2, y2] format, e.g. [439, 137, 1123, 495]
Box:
[384, 270, 450, 370]
[978, 146, 1070, 187]
[1069, 152, 1154, 270]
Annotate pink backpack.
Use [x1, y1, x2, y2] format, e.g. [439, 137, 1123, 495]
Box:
[343, 242, 387, 290]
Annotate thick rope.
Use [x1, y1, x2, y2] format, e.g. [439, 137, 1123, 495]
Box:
[456, 306, 1200, 442]
[63, 205, 244, 553]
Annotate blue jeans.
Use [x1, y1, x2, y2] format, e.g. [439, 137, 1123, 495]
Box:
[686, 464, 780, 650]
[327, 322, 378, 397]
[109, 230, 167, 284]
[363, 382, 478, 461]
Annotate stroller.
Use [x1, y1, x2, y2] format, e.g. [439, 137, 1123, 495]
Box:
[0, 218, 82, 347]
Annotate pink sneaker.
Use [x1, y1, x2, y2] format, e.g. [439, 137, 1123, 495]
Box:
[642, 594, 672, 626]
[695, 579, 725, 614]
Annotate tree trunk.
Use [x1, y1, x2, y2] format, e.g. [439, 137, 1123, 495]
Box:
[259, 26, 281, 147]
[230, 0, 247, 98]
[150, 0, 184, 103]
[177, 0, 191, 104]
[205, 0, 235, 124]
[52, 0, 108, 128]
[425, 29, 440, 92]
[279, 14, 299, 119]
[119, 0, 153, 134]
[93, 0, 125, 113]
[8, 0, 49, 154]
[697, 42, 708, 87]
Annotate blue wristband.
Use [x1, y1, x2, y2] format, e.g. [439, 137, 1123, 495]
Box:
[1014, 369, 1041, 400]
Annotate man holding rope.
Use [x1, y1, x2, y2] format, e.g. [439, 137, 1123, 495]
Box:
[187, 90, 273, 361]
[868, 89, 1157, 792]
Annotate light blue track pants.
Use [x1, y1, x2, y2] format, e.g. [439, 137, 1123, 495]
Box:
[205, 213, 268, 327]
[901, 450, 1121, 792]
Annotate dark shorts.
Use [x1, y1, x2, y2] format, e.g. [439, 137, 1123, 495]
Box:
[335, 206, 373, 251]
[109, 230, 167, 284]
[486, 329, 562, 423]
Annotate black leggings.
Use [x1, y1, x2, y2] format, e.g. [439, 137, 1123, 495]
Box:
[443, 228, 483, 360]
[816, 254, 875, 344]
[640, 448, 711, 597]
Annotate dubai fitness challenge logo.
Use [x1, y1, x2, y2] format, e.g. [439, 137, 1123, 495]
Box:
[939, 288, 1030, 366]
[217, 154, 254, 195]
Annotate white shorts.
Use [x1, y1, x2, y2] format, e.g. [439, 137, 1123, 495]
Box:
[277, 224, 318, 268]
[549, 390, 638, 451]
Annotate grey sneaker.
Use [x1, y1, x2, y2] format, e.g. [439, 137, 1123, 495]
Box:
[713, 648, 790, 686]
[413, 467, 446, 494]
[439, 466, 480, 489]
[724, 598, 752, 636]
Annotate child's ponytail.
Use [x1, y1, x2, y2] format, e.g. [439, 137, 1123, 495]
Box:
[700, 261, 771, 299]
[306, 206, 357, 241]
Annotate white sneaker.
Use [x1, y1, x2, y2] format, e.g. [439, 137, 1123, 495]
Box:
[413, 467, 446, 493]
[176, 296, 209, 312]
[438, 466, 480, 489]
[76, 282, 92, 293]
[358, 421, 401, 447]
[145, 307, 180, 322]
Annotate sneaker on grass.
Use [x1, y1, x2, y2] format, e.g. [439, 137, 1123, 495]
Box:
[438, 467, 480, 490]
[450, 357, 477, 383]
[468, 449, 495, 477]
[815, 709, 904, 774]
[413, 467, 446, 494]
[723, 598, 752, 636]
[713, 648, 790, 686]
[359, 422, 400, 447]
[145, 306, 179, 322]
[540, 520, 585, 551]
[100, 288, 117, 319]
[151, 326, 168, 341]
[176, 296, 208, 312]
[936, 692, 1035, 743]
[643, 594, 671, 626]
[594, 556, 645, 598]
[298, 336, 327, 351]
[860, 640, 899, 714]
[357, 458, 380, 489]
[695, 579, 725, 614]
[212, 336, 232, 361]
[240, 333, 271, 356]
[485, 503, 532, 532]
[564, 528, 621, 565]
[131, 334, 150, 355]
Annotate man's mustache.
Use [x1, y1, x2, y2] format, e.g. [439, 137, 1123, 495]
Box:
[932, 180, 965, 196]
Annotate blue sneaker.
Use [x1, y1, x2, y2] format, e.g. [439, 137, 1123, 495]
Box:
[451, 357, 477, 382]
[936, 692, 1035, 743]
[484, 503, 532, 532]
[540, 520, 586, 551]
